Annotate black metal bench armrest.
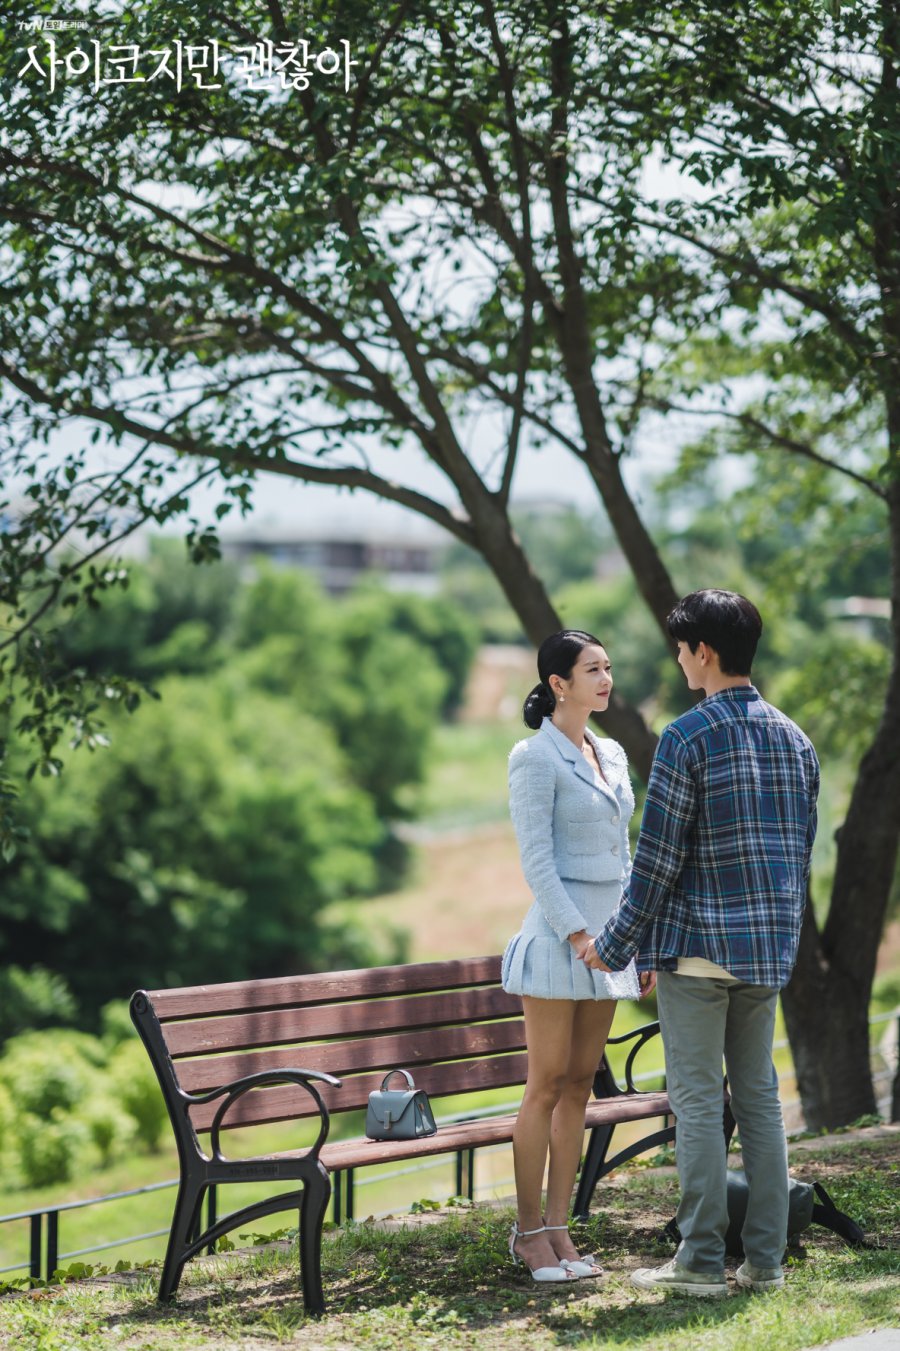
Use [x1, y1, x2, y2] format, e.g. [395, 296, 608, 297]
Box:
[178, 1069, 342, 1163]
[596, 1020, 663, 1096]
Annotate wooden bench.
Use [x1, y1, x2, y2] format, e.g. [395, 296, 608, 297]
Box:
[131, 954, 721, 1315]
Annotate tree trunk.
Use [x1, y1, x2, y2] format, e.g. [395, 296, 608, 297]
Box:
[781, 900, 879, 1128]
[782, 479, 900, 1128]
[578, 443, 683, 641]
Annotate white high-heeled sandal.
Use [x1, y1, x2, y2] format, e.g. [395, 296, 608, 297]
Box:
[543, 1222, 603, 1279]
[508, 1222, 575, 1283]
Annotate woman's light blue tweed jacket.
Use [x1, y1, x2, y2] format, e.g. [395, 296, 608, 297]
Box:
[507, 718, 634, 942]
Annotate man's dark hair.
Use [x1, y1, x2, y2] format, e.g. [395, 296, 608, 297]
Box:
[666, 590, 763, 676]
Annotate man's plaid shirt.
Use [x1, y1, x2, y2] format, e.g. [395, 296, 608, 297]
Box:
[594, 686, 820, 988]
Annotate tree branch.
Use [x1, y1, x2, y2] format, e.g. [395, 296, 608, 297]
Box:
[481, 0, 537, 506]
[422, 340, 587, 458]
[628, 207, 867, 354]
[225, 450, 475, 544]
[292, 77, 494, 511]
[641, 396, 887, 497]
[0, 461, 220, 656]
[546, 17, 616, 462]
[0, 148, 418, 426]
[0, 356, 476, 549]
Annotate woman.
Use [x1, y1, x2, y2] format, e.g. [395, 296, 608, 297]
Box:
[503, 629, 651, 1283]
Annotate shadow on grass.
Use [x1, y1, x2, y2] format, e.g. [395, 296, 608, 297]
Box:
[87, 1211, 628, 1335]
[91, 1184, 900, 1349]
[99, 1268, 755, 1347]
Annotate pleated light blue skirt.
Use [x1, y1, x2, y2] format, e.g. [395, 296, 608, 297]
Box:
[502, 878, 640, 1001]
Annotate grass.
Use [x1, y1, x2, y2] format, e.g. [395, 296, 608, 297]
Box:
[0, 1129, 897, 1350]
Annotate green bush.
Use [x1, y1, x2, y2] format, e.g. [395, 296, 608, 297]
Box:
[3, 680, 386, 1012]
[99, 1000, 137, 1049]
[54, 536, 240, 680]
[0, 1026, 168, 1186]
[0, 1031, 102, 1117]
[330, 629, 447, 817]
[772, 635, 891, 760]
[75, 1095, 136, 1169]
[0, 1080, 15, 1176]
[338, 583, 479, 718]
[107, 1040, 169, 1152]
[15, 1109, 88, 1188]
[0, 965, 77, 1043]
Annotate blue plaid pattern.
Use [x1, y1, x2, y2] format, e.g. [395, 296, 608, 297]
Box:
[594, 687, 819, 988]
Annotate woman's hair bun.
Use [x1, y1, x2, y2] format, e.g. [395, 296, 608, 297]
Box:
[523, 681, 555, 729]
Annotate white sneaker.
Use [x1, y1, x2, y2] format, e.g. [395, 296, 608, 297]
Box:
[631, 1258, 728, 1298]
[735, 1261, 785, 1291]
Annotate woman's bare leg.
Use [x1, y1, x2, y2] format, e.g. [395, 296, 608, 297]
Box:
[511, 996, 577, 1272]
[544, 999, 616, 1263]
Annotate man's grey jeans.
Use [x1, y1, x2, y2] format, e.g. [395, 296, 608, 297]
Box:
[656, 971, 788, 1273]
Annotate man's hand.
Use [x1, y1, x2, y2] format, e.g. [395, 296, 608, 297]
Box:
[581, 940, 612, 972]
[638, 970, 657, 998]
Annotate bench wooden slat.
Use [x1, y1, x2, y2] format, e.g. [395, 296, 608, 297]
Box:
[214, 1091, 671, 1170]
[163, 985, 521, 1058]
[189, 1051, 531, 1131]
[150, 955, 503, 1021]
[318, 1090, 672, 1170]
[177, 1018, 527, 1094]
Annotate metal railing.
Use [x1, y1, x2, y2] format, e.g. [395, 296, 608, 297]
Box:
[0, 1178, 180, 1280]
[1, 1007, 896, 1283]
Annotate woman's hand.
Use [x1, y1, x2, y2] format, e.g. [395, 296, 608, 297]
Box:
[638, 970, 657, 998]
[567, 930, 592, 960]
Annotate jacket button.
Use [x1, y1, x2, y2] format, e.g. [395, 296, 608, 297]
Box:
[611, 844, 619, 855]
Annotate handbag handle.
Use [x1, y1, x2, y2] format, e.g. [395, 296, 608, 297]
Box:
[380, 1068, 416, 1091]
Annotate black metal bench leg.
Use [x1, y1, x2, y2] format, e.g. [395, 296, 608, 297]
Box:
[573, 1124, 614, 1221]
[723, 1098, 736, 1152]
[158, 1179, 205, 1302]
[455, 1148, 475, 1201]
[299, 1167, 331, 1317]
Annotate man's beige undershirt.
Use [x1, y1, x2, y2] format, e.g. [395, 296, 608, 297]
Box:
[675, 956, 738, 981]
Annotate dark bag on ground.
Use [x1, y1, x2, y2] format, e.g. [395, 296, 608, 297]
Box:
[663, 1169, 868, 1257]
[365, 1069, 437, 1141]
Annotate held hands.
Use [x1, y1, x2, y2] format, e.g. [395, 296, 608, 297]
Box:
[581, 940, 610, 972]
[567, 930, 611, 971]
[567, 930, 657, 996]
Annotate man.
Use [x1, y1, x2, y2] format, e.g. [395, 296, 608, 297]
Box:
[583, 589, 819, 1297]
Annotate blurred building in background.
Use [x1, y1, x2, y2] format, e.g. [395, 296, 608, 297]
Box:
[220, 525, 444, 595]
[826, 596, 892, 642]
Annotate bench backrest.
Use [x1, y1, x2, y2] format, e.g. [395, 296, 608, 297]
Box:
[132, 955, 526, 1136]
